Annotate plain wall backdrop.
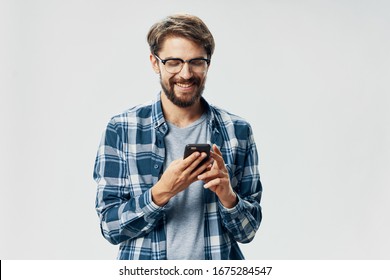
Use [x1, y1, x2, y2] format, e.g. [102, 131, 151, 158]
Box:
[1, 0, 389, 259]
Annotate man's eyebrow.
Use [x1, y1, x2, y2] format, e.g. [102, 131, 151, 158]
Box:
[160, 56, 179, 59]
[160, 56, 207, 60]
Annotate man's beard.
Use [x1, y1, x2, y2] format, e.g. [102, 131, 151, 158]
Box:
[160, 75, 206, 108]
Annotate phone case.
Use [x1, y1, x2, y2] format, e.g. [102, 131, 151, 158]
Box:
[183, 144, 211, 159]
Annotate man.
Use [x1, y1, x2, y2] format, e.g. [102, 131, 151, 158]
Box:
[93, 14, 262, 260]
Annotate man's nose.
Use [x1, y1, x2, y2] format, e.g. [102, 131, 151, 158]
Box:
[178, 62, 193, 79]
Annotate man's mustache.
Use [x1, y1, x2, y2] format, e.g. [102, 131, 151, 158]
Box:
[171, 77, 201, 85]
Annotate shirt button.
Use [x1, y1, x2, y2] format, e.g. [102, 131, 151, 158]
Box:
[154, 164, 159, 169]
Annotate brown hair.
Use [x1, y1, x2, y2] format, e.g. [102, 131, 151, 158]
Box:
[147, 14, 215, 59]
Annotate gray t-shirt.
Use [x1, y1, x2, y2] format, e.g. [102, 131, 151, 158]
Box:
[164, 113, 208, 260]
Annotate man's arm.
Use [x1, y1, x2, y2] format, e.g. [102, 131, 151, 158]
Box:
[93, 119, 164, 245]
[198, 128, 262, 243]
[93, 118, 212, 244]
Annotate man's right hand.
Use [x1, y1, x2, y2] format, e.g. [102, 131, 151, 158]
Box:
[151, 152, 212, 206]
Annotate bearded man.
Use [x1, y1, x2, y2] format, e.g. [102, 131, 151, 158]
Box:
[93, 14, 262, 260]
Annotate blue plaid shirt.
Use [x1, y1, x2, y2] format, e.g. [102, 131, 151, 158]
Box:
[93, 93, 262, 259]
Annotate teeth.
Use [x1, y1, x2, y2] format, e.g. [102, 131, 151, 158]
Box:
[176, 82, 193, 88]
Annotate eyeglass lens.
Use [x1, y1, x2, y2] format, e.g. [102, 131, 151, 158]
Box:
[164, 59, 208, 74]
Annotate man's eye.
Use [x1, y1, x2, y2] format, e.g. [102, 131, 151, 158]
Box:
[166, 60, 182, 67]
[190, 60, 206, 66]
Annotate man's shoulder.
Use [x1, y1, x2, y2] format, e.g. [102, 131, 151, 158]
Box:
[103, 100, 157, 136]
[110, 100, 154, 124]
[209, 104, 251, 127]
[209, 104, 255, 142]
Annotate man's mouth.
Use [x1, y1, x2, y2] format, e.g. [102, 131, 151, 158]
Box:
[176, 82, 194, 88]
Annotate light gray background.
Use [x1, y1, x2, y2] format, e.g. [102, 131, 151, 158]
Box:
[1, 0, 389, 259]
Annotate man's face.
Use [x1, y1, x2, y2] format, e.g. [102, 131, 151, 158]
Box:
[152, 37, 209, 108]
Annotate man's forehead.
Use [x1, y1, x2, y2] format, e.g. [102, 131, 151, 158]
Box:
[159, 36, 206, 56]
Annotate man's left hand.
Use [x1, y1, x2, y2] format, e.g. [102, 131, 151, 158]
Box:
[197, 144, 238, 209]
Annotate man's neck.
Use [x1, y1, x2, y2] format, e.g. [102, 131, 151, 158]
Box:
[160, 92, 204, 128]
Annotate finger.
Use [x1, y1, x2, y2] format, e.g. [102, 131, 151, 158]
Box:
[212, 144, 223, 156]
[186, 152, 209, 173]
[190, 158, 214, 178]
[211, 144, 223, 160]
[181, 151, 201, 169]
[204, 177, 224, 189]
[210, 145, 226, 168]
[197, 167, 220, 181]
[199, 157, 214, 171]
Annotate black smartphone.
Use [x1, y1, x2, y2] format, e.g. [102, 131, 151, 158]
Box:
[183, 144, 211, 169]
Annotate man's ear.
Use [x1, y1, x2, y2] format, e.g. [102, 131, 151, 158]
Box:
[150, 54, 160, 74]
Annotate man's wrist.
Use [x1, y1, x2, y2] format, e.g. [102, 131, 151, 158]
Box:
[151, 182, 172, 207]
[219, 192, 238, 209]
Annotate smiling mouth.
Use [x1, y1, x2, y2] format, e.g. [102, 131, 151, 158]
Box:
[176, 82, 194, 88]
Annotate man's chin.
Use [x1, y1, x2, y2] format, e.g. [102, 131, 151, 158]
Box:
[169, 95, 198, 108]
[163, 89, 202, 108]
[161, 81, 205, 108]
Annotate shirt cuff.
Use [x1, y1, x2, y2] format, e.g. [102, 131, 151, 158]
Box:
[141, 188, 165, 220]
[218, 194, 242, 219]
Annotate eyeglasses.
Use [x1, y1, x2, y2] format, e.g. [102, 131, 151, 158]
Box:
[154, 54, 210, 74]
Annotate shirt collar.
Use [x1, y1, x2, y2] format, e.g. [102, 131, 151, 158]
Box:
[152, 92, 216, 130]
[152, 92, 166, 130]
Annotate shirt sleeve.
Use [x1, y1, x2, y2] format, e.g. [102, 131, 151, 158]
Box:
[218, 124, 263, 243]
[93, 118, 165, 245]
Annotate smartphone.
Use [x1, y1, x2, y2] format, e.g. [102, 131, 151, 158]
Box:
[183, 144, 211, 169]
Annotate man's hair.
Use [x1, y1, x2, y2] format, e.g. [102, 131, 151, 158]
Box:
[147, 14, 215, 59]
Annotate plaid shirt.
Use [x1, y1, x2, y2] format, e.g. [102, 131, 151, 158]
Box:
[93, 93, 262, 260]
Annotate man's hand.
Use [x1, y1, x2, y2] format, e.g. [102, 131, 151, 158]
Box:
[151, 151, 212, 206]
[197, 144, 238, 209]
